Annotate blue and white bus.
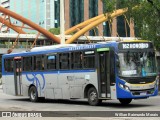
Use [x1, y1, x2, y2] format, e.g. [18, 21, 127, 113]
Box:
[1, 40, 159, 105]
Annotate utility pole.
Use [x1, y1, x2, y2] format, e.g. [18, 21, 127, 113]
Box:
[60, 0, 65, 44]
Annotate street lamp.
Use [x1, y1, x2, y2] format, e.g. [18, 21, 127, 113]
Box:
[60, 0, 65, 44]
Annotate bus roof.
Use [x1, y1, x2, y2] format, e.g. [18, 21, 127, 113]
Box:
[30, 44, 78, 52]
[2, 39, 151, 57]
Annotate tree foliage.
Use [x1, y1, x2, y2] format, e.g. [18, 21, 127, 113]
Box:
[48, 27, 60, 35]
[102, 0, 160, 49]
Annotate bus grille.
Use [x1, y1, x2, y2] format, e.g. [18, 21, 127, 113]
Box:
[120, 76, 156, 84]
[131, 88, 155, 96]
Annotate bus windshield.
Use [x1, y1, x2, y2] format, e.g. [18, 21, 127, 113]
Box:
[118, 51, 157, 77]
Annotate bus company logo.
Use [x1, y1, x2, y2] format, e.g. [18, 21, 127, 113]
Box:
[1, 112, 42, 117]
[69, 45, 96, 51]
[2, 112, 11, 117]
[122, 43, 149, 49]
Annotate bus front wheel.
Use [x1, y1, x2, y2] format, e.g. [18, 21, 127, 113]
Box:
[29, 86, 39, 102]
[87, 87, 101, 106]
[119, 98, 132, 105]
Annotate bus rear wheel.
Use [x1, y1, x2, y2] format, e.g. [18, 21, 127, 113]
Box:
[119, 98, 132, 105]
[29, 86, 39, 102]
[88, 87, 101, 106]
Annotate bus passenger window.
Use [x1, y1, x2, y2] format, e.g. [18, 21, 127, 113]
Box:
[4, 58, 13, 72]
[23, 57, 32, 71]
[71, 52, 82, 69]
[59, 53, 69, 69]
[83, 50, 95, 69]
[34, 55, 45, 71]
[46, 55, 56, 70]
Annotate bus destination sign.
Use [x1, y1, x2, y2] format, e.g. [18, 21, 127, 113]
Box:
[118, 42, 153, 50]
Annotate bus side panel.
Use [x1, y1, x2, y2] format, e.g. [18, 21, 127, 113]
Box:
[110, 85, 117, 99]
[44, 73, 58, 99]
[58, 73, 73, 99]
[81, 72, 99, 96]
[58, 71, 98, 99]
[21, 74, 30, 96]
[22, 73, 47, 97]
[2, 75, 16, 95]
[44, 72, 98, 100]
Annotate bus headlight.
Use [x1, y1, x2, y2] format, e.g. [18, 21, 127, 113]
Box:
[119, 83, 130, 91]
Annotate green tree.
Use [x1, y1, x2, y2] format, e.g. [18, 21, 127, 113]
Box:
[102, 0, 160, 49]
[48, 27, 60, 35]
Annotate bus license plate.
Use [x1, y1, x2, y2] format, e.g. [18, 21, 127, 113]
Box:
[140, 92, 147, 95]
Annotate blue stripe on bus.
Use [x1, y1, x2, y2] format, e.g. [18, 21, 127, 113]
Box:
[2, 69, 96, 75]
[26, 73, 45, 90]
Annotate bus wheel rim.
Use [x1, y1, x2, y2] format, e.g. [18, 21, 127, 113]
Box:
[31, 90, 36, 100]
[90, 91, 97, 101]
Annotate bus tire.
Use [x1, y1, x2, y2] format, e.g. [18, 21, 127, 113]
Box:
[87, 87, 101, 106]
[29, 86, 39, 102]
[119, 98, 132, 105]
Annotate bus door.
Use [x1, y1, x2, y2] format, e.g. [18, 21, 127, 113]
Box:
[14, 57, 22, 96]
[97, 48, 111, 98]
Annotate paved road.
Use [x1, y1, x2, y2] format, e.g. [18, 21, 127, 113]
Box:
[0, 86, 160, 120]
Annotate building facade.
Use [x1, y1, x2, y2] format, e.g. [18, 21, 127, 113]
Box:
[0, 0, 135, 37]
[9, 0, 55, 32]
[0, 0, 10, 32]
[55, 0, 135, 37]
[0, 0, 55, 33]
